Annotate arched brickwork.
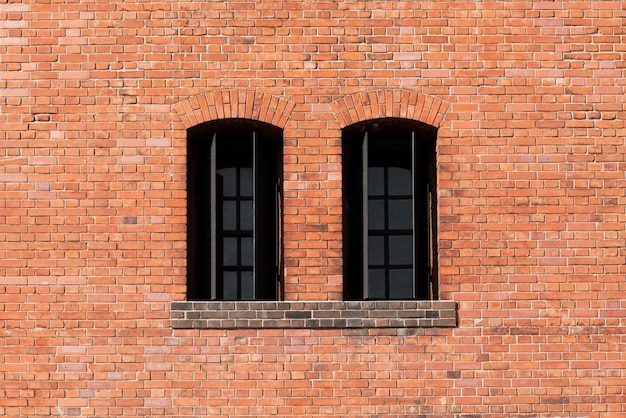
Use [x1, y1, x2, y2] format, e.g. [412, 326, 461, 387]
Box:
[330, 89, 449, 129]
[173, 89, 295, 128]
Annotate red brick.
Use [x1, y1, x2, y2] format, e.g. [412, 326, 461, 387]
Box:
[0, 0, 625, 416]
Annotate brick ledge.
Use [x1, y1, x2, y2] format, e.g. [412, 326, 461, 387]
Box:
[170, 301, 457, 329]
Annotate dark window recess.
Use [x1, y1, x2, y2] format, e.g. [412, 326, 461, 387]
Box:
[343, 118, 437, 300]
[187, 120, 282, 300]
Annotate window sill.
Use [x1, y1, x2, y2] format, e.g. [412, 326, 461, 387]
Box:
[170, 301, 457, 329]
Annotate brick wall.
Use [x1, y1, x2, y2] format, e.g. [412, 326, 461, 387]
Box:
[1, 0, 625, 416]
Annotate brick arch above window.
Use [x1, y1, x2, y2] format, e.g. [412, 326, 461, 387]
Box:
[330, 89, 449, 129]
[173, 90, 295, 129]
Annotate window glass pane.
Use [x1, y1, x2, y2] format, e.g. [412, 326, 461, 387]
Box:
[223, 237, 238, 266]
[240, 167, 253, 197]
[389, 269, 413, 299]
[389, 235, 413, 265]
[368, 200, 385, 230]
[368, 269, 386, 299]
[368, 167, 384, 196]
[388, 199, 413, 230]
[188, 126, 282, 301]
[241, 272, 253, 300]
[241, 237, 253, 267]
[222, 201, 237, 230]
[340, 125, 435, 301]
[368, 236, 385, 266]
[223, 272, 238, 300]
[218, 167, 237, 197]
[388, 167, 411, 196]
[240, 201, 253, 231]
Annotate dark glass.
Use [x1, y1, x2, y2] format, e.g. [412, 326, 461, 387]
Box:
[388, 166, 412, 195]
[223, 237, 238, 266]
[368, 166, 384, 196]
[389, 235, 413, 265]
[219, 167, 237, 197]
[368, 236, 385, 265]
[241, 237, 253, 266]
[368, 200, 385, 230]
[388, 199, 413, 230]
[368, 269, 386, 299]
[240, 201, 253, 231]
[342, 122, 436, 302]
[240, 167, 253, 197]
[241, 272, 253, 300]
[222, 201, 236, 230]
[223, 272, 238, 299]
[187, 123, 281, 301]
[389, 269, 413, 299]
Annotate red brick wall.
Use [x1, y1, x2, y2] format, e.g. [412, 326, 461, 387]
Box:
[1, 0, 625, 416]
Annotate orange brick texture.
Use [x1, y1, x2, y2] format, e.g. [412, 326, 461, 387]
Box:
[0, 0, 625, 417]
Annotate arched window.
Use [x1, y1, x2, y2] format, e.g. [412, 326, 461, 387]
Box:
[343, 118, 437, 300]
[187, 120, 282, 300]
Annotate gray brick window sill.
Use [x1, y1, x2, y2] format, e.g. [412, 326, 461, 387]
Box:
[170, 301, 457, 329]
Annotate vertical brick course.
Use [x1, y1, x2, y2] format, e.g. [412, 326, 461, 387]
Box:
[0, 0, 625, 416]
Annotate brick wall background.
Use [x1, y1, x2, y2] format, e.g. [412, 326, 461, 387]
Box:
[1, 0, 625, 416]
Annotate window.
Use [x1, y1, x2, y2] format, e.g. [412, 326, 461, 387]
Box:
[187, 120, 282, 301]
[343, 119, 437, 300]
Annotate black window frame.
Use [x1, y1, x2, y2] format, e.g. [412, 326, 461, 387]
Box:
[187, 119, 282, 301]
[343, 118, 438, 301]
